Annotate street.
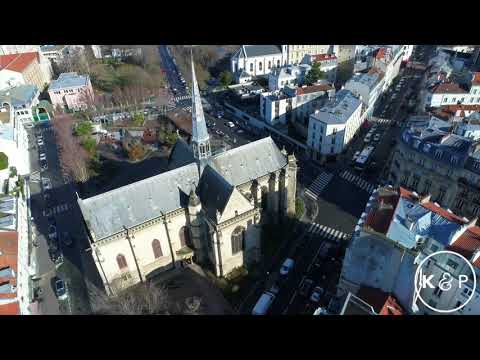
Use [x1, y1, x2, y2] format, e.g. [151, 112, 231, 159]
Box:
[28, 122, 103, 314]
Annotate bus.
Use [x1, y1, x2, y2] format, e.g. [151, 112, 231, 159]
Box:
[252, 291, 276, 315]
[354, 146, 375, 171]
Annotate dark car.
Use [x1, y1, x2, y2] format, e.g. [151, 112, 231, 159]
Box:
[40, 159, 48, 170]
[62, 232, 73, 247]
[299, 279, 314, 297]
[54, 278, 68, 300]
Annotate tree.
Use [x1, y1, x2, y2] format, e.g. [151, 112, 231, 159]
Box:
[132, 113, 145, 127]
[304, 62, 326, 85]
[127, 142, 147, 161]
[219, 70, 233, 86]
[0, 153, 9, 171]
[75, 121, 93, 137]
[295, 197, 305, 219]
[52, 114, 91, 183]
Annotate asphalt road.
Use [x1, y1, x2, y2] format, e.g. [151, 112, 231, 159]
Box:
[28, 122, 102, 314]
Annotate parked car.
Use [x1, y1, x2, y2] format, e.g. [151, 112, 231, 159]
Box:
[280, 258, 295, 276]
[39, 153, 47, 161]
[352, 151, 361, 162]
[62, 232, 73, 247]
[37, 138, 44, 146]
[364, 134, 371, 143]
[42, 178, 52, 190]
[226, 121, 235, 128]
[48, 225, 57, 240]
[40, 159, 48, 170]
[54, 278, 68, 300]
[252, 291, 275, 315]
[299, 279, 314, 297]
[374, 134, 381, 142]
[310, 286, 325, 303]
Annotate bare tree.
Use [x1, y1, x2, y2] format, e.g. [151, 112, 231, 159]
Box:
[88, 282, 171, 315]
[51, 114, 91, 183]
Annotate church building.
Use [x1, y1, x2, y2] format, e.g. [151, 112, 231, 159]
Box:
[78, 56, 298, 295]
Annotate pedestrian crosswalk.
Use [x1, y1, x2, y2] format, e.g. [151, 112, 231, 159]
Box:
[307, 223, 351, 242]
[339, 170, 376, 194]
[174, 95, 192, 102]
[372, 117, 391, 125]
[305, 172, 333, 200]
[43, 203, 70, 216]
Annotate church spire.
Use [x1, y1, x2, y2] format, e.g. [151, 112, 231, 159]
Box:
[190, 50, 211, 162]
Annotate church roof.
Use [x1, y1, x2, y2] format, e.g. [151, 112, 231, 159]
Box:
[208, 137, 287, 186]
[241, 45, 282, 58]
[168, 138, 195, 170]
[78, 163, 200, 241]
[198, 165, 234, 220]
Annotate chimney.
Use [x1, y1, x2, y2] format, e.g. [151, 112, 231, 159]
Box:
[420, 194, 431, 204]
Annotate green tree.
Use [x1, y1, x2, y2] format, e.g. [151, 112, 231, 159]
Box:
[295, 197, 305, 219]
[82, 137, 97, 155]
[132, 113, 145, 126]
[304, 62, 326, 85]
[75, 121, 93, 137]
[0, 153, 9, 171]
[219, 71, 233, 86]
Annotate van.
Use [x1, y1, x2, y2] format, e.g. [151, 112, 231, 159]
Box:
[280, 258, 295, 276]
[252, 291, 276, 315]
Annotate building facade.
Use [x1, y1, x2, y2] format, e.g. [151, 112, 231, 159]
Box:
[428, 73, 480, 108]
[339, 186, 480, 315]
[260, 83, 334, 127]
[307, 89, 362, 160]
[267, 64, 311, 92]
[0, 52, 50, 91]
[230, 45, 286, 79]
[78, 58, 298, 295]
[285, 45, 330, 65]
[344, 68, 385, 117]
[48, 72, 94, 111]
[387, 118, 480, 224]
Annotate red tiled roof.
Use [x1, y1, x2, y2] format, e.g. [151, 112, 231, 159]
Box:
[472, 72, 480, 85]
[312, 53, 337, 62]
[296, 84, 333, 95]
[399, 187, 466, 223]
[0, 52, 39, 73]
[447, 227, 480, 260]
[376, 48, 386, 61]
[0, 301, 20, 315]
[440, 104, 480, 113]
[0, 231, 18, 300]
[433, 83, 468, 94]
[357, 286, 405, 315]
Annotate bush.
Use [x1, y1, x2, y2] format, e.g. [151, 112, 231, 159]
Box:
[0, 153, 8, 171]
[82, 137, 97, 155]
[75, 121, 93, 137]
[295, 197, 305, 219]
[132, 113, 145, 127]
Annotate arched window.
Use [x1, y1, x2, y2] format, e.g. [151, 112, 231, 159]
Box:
[152, 239, 163, 259]
[277, 59, 280, 67]
[250, 63, 254, 72]
[231, 226, 245, 255]
[268, 61, 271, 69]
[259, 62, 263, 71]
[117, 254, 128, 270]
[179, 226, 190, 248]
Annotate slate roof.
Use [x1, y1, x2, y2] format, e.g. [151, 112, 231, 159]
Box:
[168, 138, 195, 170]
[208, 137, 287, 186]
[0, 84, 38, 108]
[78, 163, 200, 241]
[49, 72, 89, 91]
[239, 45, 282, 58]
[310, 89, 362, 125]
[197, 165, 234, 220]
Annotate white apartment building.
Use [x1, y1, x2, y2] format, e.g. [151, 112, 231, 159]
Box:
[344, 69, 385, 117]
[0, 85, 41, 124]
[307, 89, 362, 161]
[267, 64, 311, 91]
[231, 45, 286, 79]
[373, 45, 403, 92]
[428, 73, 480, 108]
[40, 45, 85, 63]
[285, 45, 331, 65]
[260, 83, 335, 127]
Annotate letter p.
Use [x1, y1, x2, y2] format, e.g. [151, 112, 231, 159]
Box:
[459, 275, 469, 288]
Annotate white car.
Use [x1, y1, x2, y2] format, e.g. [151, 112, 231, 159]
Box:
[280, 258, 294, 276]
[226, 121, 235, 128]
[39, 153, 47, 161]
[374, 134, 381, 142]
[42, 178, 52, 190]
[37, 138, 44, 146]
